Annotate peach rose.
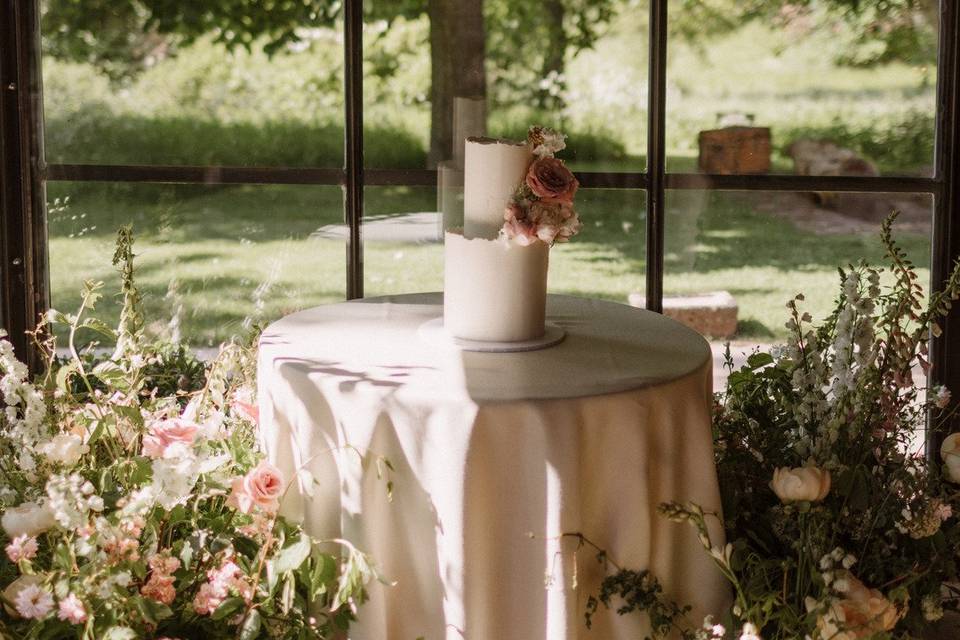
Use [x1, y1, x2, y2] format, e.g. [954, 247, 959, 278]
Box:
[770, 466, 831, 503]
[817, 573, 903, 639]
[227, 461, 284, 514]
[142, 418, 200, 459]
[525, 157, 578, 204]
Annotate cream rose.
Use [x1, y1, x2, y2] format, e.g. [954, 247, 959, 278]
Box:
[227, 461, 285, 514]
[940, 433, 960, 483]
[2, 574, 43, 617]
[1, 501, 56, 538]
[39, 433, 89, 466]
[770, 466, 831, 503]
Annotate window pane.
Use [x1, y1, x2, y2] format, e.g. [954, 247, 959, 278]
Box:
[666, 4, 937, 177]
[48, 182, 345, 347]
[663, 189, 932, 387]
[363, 185, 646, 302]
[41, 7, 344, 167]
[363, 185, 444, 297]
[362, 2, 649, 172]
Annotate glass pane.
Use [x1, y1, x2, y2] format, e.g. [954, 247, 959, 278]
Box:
[364, 184, 646, 302]
[363, 185, 444, 297]
[664, 190, 932, 387]
[666, 4, 937, 176]
[549, 188, 646, 300]
[40, 7, 343, 166]
[363, 1, 649, 172]
[48, 182, 345, 347]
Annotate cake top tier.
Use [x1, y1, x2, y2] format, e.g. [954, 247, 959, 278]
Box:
[465, 136, 527, 147]
[462, 137, 532, 240]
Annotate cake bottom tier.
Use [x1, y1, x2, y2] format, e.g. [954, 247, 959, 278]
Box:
[443, 230, 549, 342]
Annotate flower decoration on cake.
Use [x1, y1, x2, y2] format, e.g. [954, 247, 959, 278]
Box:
[501, 126, 583, 246]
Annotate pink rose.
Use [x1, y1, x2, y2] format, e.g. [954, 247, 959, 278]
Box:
[227, 461, 285, 514]
[142, 418, 200, 458]
[57, 593, 87, 624]
[525, 157, 578, 204]
[502, 202, 539, 246]
[5, 534, 38, 563]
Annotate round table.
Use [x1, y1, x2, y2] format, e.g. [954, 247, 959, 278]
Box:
[258, 293, 728, 639]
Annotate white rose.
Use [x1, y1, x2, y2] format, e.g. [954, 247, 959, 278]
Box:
[770, 466, 831, 503]
[2, 574, 43, 617]
[1, 501, 57, 538]
[39, 434, 88, 466]
[940, 433, 960, 483]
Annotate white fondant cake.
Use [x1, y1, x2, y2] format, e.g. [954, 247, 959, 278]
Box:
[463, 137, 532, 239]
[443, 136, 549, 342]
[443, 230, 548, 342]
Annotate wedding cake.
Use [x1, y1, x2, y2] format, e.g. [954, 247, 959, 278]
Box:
[443, 127, 581, 344]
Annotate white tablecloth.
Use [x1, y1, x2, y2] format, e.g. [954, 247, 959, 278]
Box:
[258, 293, 728, 639]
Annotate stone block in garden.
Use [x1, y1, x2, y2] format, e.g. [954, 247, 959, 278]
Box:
[629, 290, 738, 339]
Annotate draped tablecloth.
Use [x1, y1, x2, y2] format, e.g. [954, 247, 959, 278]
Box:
[258, 293, 728, 639]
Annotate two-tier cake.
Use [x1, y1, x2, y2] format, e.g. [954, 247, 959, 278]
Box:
[442, 127, 581, 345]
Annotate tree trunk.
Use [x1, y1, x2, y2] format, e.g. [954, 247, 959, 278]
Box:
[537, 0, 567, 110]
[427, 0, 486, 167]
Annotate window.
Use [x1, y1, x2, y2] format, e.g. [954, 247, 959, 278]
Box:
[2, 1, 958, 453]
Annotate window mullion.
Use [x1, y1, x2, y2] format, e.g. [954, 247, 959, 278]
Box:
[645, 0, 668, 313]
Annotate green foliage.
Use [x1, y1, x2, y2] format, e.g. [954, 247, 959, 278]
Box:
[586, 570, 693, 639]
[670, 0, 938, 68]
[0, 229, 383, 639]
[593, 215, 960, 638]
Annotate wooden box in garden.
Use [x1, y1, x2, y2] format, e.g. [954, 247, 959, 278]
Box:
[697, 126, 771, 174]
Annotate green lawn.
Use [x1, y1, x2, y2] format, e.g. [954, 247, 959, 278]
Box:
[47, 182, 931, 346]
[41, 8, 937, 347]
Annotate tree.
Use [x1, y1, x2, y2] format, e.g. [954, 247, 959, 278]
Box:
[41, 0, 620, 167]
[670, 0, 938, 67]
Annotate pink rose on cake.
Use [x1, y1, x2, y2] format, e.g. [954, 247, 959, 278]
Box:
[525, 156, 578, 204]
[499, 126, 583, 246]
[504, 200, 582, 246]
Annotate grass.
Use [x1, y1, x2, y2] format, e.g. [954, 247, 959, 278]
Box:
[41, 9, 939, 346]
[48, 182, 931, 346]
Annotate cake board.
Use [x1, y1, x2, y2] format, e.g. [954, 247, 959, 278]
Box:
[418, 317, 566, 353]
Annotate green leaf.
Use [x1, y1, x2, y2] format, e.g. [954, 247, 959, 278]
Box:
[135, 596, 173, 624]
[92, 360, 127, 386]
[211, 596, 245, 621]
[239, 609, 262, 640]
[81, 318, 117, 339]
[275, 535, 311, 574]
[746, 352, 774, 370]
[52, 542, 73, 572]
[55, 360, 80, 393]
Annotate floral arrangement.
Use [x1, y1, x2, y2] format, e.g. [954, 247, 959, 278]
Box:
[0, 227, 379, 639]
[501, 126, 583, 246]
[587, 213, 960, 640]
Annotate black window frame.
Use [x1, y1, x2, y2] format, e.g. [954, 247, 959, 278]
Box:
[2, 0, 959, 456]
